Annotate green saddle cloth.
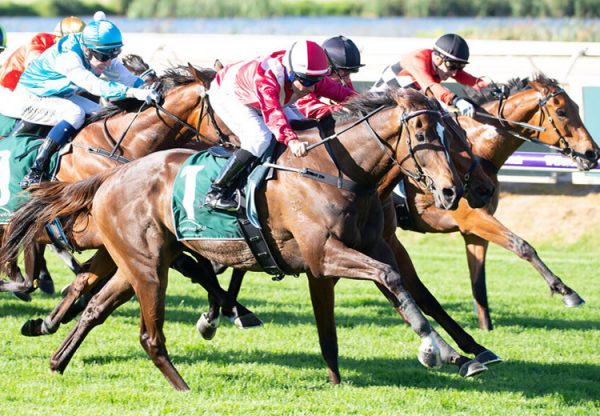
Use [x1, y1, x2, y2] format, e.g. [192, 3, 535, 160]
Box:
[0, 115, 17, 137]
[0, 135, 58, 224]
[171, 151, 245, 240]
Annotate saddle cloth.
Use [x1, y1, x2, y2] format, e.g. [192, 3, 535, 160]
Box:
[0, 134, 59, 224]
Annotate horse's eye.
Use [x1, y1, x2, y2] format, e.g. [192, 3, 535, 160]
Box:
[555, 108, 567, 117]
[415, 133, 426, 142]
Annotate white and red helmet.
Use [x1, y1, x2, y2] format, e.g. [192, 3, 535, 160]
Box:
[283, 40, 330, 81]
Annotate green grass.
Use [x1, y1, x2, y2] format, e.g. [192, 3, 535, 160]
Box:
[0, 230, 598, 415]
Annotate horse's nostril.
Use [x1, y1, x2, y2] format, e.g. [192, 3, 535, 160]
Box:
[585, 149, 599, 161]
[443, 188, 455, 199]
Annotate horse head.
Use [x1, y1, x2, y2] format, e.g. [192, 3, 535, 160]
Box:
[345, 89, 462, 210]
[473, 74, 599, 171]
[528, 75, 599, 170]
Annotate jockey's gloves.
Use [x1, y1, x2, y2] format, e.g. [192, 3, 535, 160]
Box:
[128, 87, 161, 105]
[454, 98, 475, 118]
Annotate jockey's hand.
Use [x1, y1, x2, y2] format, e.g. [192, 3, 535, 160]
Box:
[288, 139, 308, 157]
[454, 98, 475, 117]
[128, 88, 161, 105]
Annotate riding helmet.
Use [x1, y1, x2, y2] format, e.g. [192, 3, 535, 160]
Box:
[283, 40, 330, 81]
[434, 33, 469, 64]
[54, 16, 86, 38]
[322, 35, 364, 70]
[81, 19, 123, 51]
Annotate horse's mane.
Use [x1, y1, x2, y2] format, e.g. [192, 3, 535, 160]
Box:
[84, 65, 216, 126]
[465, 72, 560, 105]
[333, 88, 437, 123]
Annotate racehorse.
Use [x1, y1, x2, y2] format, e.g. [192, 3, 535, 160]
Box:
[402, 73, 599, 330]
[0, 64, 219, 297]
[1, 90, 465, 390]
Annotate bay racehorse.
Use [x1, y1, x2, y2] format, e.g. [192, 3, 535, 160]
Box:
[2, 90, 465, 390]
[403, 73, 599, 330]
[0, 64, 220, 297]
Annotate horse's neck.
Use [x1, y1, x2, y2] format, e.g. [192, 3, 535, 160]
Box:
[469, 91, 542, 169]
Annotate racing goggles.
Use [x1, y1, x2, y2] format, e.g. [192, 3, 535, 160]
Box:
[444, 60, 466, 71]
[90, 47, 121, 62]
[288, 71, 324, 87]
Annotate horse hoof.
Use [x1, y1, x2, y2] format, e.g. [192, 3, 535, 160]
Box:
[563, 292, 585, 308]
[196, 313, 219, 340]
[38, 274, 55, 295]
[475, 350, 503, 367]
[228, 313, 264, 329]
[458, 359, 488, 378]
[21, 319, 43, 337]
[417, 335, 442, 369]
[13, 291, 32, 302]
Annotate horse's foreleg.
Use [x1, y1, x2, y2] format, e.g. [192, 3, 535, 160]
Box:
[463, 233, 493, 330]
[385, 234, 498, 372]
[315, 238, 442, 370]
[50, 273, 134, 374]
[308, 273, 340, 384]
[463, 210, 584, 324]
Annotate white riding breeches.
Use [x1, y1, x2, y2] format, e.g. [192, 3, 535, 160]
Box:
[208, 66, 303, 157]
[9, 84, 102, 129]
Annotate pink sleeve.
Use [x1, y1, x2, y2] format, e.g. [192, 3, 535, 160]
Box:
[454, 70, 488, 91]
[313, 77, 357, 103]
[295, 92, 333, 119]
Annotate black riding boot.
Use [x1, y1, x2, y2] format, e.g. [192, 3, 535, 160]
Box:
[20, 139, 61, 189]
[204, 149, 256, 211]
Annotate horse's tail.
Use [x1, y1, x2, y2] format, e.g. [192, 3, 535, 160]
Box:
[0, 170, 114, 275]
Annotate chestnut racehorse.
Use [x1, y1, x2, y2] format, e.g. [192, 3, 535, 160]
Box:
[403, 73, 599, 330]
[2, 90, 466, 390]
[0, 65, 218, 296]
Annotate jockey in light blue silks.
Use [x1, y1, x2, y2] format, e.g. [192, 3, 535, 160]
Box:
[12, 18, 160, 189]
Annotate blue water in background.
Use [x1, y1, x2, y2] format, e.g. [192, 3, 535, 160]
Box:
[1, 16, 597, 36]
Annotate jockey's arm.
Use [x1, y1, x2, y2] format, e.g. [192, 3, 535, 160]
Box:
[104, 59, 144, 88]
[454, 69, 488, 90]
[54, 52, 129, 100]
[255, 75, 297, 145]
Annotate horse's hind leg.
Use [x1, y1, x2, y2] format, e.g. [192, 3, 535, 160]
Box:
[50, 273, 134, 374]
[35, 244, 55, 295]
[221, 269, 263, 329]
[21, 249, 116, 337]
[308, 273, 340, 384]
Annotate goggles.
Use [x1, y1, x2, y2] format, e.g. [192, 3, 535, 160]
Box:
[288, 71, 323, 87]
[445, 60, 466, 71]
[89, 47, 121, 62]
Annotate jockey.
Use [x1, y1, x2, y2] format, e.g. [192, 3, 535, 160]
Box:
[14, 18, 160, 189]
[371, 33, 487, 117]
[0, 17, 85, 92]
[295, 35, 362, 119]
[204, 39, 356, 211]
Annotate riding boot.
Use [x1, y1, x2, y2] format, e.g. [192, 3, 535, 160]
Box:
[204, 148, 256, 211]
[8, 119, 50, 138]
[19, 138, 61, 189]
[20, 120, 77, 190]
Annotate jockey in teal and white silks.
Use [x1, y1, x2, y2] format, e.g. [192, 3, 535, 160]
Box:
[13, 18, 160, 189]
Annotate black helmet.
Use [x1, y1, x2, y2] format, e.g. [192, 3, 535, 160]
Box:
[322, 35, 364, 71]
[434, 33, 469, 64]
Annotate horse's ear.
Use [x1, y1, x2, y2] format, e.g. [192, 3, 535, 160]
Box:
[188, 62, 201, 82]
[214, 59, 224, 71]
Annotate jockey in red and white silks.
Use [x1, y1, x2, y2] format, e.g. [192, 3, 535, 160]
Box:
[209, 44, 355, 157]
[204, 39, 356, 211]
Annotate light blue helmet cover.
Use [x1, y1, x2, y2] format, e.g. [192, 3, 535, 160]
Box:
[81, 19, 123, 50]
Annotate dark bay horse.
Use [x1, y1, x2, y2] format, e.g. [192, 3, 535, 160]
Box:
[403, 73, 599, 330]
[2, 90, 464, 390]
[0, 64, 218, 296]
